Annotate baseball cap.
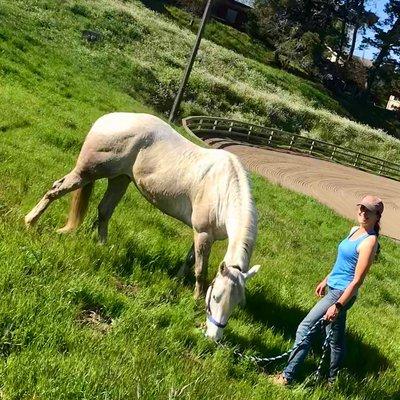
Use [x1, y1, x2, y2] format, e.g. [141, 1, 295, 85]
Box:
[357, 195, 384, 215]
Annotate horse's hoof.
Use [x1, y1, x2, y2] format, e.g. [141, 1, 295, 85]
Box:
[24, 214, 36, 227]
[193, 289, 204, 300]
[56, 226, 72, 234]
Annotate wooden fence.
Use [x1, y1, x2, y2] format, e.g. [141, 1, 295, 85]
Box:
[182, 116, 400, 182]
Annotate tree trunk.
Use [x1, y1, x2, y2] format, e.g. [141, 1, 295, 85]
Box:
[347, 0, 364, 63]
[347, 24, 359, 62]
[336, 18, 347, 65]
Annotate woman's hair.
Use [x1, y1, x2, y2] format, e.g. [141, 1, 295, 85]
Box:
[374, 219, 381, 236]
[374, 212, 381, 255]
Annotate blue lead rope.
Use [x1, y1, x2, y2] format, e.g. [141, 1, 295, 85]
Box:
[232, 317, 333, 381]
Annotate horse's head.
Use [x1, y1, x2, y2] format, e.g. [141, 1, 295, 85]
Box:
[205, 262, 260, 341]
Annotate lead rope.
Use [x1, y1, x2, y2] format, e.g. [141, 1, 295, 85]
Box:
[228, 317, 332, 382]
[311, 321, 334, 382]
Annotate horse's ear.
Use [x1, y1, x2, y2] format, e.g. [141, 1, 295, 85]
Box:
[219, 261, 227, 276]
[243, 265, 260, 281]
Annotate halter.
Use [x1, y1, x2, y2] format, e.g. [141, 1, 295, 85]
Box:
[206, 280, 228, 329]
[206, 265, 242, 330]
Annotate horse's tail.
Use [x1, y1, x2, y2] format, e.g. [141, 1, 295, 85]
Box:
[57, 182, 94, 233]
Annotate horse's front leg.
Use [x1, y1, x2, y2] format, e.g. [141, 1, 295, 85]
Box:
[193, 231, 212, 299]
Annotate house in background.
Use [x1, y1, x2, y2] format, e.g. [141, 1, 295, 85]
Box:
[213, 0, 254, 31]
[387, 95, 400, 111]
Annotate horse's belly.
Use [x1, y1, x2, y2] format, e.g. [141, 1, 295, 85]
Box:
[134, 177, 192, 226]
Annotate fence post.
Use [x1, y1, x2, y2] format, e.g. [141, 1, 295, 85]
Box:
[330, 146, 336, 160]
[212, 119, 217, 130]
[309, 140, 315, 155]
[229, 121, 234, 133]
[378, 161, 384, 175]
[248, 125, 253, 136]
[353, 153, 359, 167]
[289, 135, 295, 150]
[268, 130, 274, 145]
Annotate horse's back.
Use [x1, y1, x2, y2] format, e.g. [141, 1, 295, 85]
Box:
[89, 113, 179, 139]
[76, 113, 192, 177]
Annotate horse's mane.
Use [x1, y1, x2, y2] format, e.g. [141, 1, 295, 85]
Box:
[220, 152, 258, 271]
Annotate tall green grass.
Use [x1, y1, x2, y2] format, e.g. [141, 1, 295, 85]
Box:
[0, 0, 399, 399]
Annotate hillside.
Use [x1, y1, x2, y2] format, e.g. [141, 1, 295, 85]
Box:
[2, 0, 400, 161]
[0, 1, 399, 399]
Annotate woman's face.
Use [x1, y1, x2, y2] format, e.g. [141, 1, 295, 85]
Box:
[357, 205, 379, 227]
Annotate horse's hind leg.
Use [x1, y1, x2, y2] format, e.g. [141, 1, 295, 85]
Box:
[97, 175, 131, 243]
[177, 243, 195, 277]
[25, 170, 87, 227]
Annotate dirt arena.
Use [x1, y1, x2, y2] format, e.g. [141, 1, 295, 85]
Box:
[205, 137, 400, 241]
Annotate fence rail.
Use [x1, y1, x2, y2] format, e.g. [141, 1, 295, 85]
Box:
[182, 116, 400, 182]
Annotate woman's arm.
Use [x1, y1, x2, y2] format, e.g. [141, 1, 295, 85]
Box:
[324, 235, 378, 321]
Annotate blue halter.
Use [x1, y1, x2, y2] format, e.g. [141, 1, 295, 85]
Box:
[206, 282, 228, 329]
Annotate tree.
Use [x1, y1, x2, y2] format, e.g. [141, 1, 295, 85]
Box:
[336, 0, 351, 64]
[249, 0, 341, 73]
[348, 13, 378, 61]
[346, 1, 378, 62]
[364, 0, 400, 91]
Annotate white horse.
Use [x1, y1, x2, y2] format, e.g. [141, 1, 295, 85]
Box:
[25, 113, 260, 340]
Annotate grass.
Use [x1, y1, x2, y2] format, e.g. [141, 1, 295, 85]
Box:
[165, 4, 275, 65]
[0, 0, 400, 399]
[1, 0, 399, 160]
[336, 93, 400, 140]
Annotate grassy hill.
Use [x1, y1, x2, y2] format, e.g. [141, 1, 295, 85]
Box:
[2, 0, 400, 161]
[0, 0, 400, 399]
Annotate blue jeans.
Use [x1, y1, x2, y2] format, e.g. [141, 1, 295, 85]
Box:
[283, 287, 356, 382]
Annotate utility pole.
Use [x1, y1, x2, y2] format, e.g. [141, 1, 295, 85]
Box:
[169, 0, 214, 122]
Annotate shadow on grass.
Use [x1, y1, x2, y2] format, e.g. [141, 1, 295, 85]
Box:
[111, 237, 196, 285]
[237, 289, 391, 381]
[139, 0, 170, 14]
[335, 93, 400, 140]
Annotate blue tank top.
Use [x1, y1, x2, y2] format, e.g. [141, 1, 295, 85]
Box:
[327, 228, 373, 291]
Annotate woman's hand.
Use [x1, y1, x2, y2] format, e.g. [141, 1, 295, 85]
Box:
[315, 280, 327, 297]
[324, 304, 339, 322]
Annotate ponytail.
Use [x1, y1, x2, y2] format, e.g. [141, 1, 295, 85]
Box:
[374, 214, 381, 255]
[374, 220, 380, 236]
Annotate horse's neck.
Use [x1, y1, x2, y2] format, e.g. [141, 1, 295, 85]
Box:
[223, 163, 257, 273]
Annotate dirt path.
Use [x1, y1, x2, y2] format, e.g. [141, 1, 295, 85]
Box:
[205, 137, 400, 241]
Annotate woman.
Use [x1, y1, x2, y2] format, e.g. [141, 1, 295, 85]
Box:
[274, 195, 384, 385]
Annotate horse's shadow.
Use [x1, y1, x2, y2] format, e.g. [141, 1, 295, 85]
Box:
[112, 244, 392, 389]
[109, 238, 184, 278]
[109, 237, 199, 290]
[230, 289, 391, 380]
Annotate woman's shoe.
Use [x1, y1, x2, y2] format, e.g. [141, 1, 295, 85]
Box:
[270, 373, 290, 386]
